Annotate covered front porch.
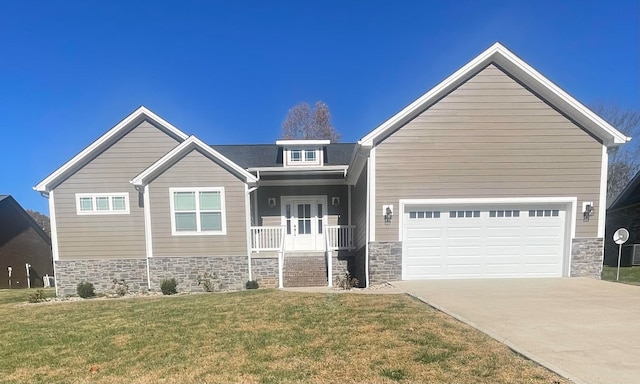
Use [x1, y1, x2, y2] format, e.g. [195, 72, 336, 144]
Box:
[248, 185, 355, 288]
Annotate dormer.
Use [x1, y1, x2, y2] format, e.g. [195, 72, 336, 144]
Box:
[276, 140, 329, 167]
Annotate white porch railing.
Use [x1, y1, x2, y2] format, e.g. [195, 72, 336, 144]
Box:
[325, 225, 355, 251]
[250, 226, 284, 252]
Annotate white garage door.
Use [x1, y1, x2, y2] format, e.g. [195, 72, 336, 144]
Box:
[402, 204, 567, 279]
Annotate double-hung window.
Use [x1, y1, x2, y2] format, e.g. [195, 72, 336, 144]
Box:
[170, 187, 226, 235]
[76, 193, 130, 215]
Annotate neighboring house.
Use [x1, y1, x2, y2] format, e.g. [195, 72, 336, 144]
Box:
[34, 43, 630, 296]
[0, 195, 53, 288]
[604, 170, 640, 266]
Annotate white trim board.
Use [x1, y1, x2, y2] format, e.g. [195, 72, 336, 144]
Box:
[48, 191, 60, 262]
[597, 145, 608, 238]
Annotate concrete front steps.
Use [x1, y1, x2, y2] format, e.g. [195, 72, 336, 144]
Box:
[283, 252, 327, 287]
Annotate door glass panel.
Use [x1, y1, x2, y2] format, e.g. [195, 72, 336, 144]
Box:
[318, 204, 323, 234]
[297, 204, 311, 234]
[286, 204, 291, 235]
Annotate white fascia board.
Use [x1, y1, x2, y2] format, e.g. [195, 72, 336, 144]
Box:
[275, 139, 330, 146]
[131, 136, 258, 186]
[359, 42, 630, 148]
[34, 106, 189, 192]
[247, 165, 348, 173]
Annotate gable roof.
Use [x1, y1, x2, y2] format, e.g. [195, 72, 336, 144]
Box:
[0, 195, 51, 245]
[211, 143, 356, 168]
[131, 136, 258, 187]
[608, 170, 640, 210]
[34, 106, 189, 193]
[359, 42, 631, 148]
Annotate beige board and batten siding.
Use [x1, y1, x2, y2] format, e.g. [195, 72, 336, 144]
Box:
[149, 149, 248, 257]
[375, 64, 602, 241]
[53, 121, 182, 260]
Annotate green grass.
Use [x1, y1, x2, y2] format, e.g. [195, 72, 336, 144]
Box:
[0, 289, 569, 384]
[602, 265, 640, 285]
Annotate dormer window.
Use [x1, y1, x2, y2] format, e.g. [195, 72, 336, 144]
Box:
[290, 149, 317, 163]
[276, 139, 328, 167]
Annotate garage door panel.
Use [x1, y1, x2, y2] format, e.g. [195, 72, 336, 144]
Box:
[403, 203, 566, 279]
[405, 266, 445, 278]
[406, 228, 442, 239]
[447, 246, 484, 257]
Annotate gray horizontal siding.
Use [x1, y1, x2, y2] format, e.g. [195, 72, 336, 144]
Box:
[352, 164, 367, 249]
[256, 185, 349, 227]
[53, 121, 181, 260]
[149, 149, 249, 257]
[374, 64, 603, 241]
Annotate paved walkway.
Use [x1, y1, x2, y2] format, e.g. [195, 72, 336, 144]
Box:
[392, 278, 640, 384]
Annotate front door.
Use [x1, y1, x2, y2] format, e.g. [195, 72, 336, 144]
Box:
[282, 197, 325, 251]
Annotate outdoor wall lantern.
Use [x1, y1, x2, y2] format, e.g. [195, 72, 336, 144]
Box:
[267, 198, 276, 208]
[331, 197, 340, 206]
[582, 202, 594, 222]
[383, 205, 393, 225]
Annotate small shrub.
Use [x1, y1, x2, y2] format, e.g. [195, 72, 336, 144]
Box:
[160, 278, 178, 295]
[28, 289, 47, 303]
[111, 278, 129, 297]
[336, 272, 359, 290]
[77, 281, 96, 298]
[197, 272, 220, 292]
[245, 280, 259, 289]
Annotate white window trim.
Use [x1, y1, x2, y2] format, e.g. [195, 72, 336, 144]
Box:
[75, 193, 130, 215]
[169, 187, 227, 236]
[285, 148, 322, 166]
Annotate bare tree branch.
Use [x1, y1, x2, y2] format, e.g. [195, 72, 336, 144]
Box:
[281, 101, 341, 142]
[590, 102, 640, 202]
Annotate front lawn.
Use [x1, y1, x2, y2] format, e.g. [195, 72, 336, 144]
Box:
[0, 289, 568, 384]
[602, 265, 640, 285]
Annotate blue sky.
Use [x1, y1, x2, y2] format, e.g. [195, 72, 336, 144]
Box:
[1, 0, 638, 213]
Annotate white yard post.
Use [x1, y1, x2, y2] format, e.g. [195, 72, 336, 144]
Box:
[25, 263, 31, 289]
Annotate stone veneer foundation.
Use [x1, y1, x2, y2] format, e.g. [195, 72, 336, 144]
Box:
[54, 256, 250, 296]
[570, 238, 604, 278]
[250, 256, 279, 288]
[368, 241, 402, 284]
[54, 259, 148, 297]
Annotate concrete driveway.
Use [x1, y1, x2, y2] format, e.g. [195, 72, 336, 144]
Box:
[392, 278, 640, 384]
